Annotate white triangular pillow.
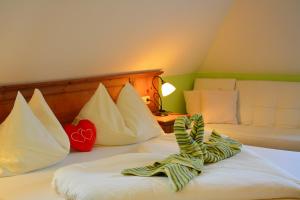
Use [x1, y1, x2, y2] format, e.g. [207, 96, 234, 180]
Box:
[28, 89, 70, 151]
[76, 83, 136, 145]
[117, 83, 163, 141]
[0, 92, 68, 177]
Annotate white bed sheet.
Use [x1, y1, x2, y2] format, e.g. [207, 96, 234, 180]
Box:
[0, 134, 299, 200]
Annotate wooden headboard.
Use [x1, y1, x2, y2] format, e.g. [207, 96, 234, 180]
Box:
[0, 70, 162, 124]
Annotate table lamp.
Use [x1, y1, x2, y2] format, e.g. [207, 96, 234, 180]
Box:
[152, 75, 176, 116]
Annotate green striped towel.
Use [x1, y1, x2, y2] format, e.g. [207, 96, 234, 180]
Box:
[122, 114, 242, 192]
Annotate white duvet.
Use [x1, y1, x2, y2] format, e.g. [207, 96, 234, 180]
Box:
[53, 148, 300, 200]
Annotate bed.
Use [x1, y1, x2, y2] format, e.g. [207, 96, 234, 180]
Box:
[0, 134, 299, 200]
[0, 70, 299, 200]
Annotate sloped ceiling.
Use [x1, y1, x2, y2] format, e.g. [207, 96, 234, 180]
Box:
[0, 0, 233, 85]
[200, 0, 300, 74]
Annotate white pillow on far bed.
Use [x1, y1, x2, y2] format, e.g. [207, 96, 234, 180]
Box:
[0, 92, 68, 177]
[76, 83, 136, 145]
[184, 90, 238, 124]
[184, 90, 202, 115]
[29, 89, 70, 151]
[117, 83, 163, 141]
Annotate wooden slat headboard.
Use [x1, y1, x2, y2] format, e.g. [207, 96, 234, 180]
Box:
[0, 70, 162, 124]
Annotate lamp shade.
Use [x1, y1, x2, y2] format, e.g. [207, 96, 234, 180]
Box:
[161, 82, 176, 97]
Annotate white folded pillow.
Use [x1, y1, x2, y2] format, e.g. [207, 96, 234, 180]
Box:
[0, 91, 69, 177]
[184, 90, 238, 124]
[76, 83, 137, 145]
[117, 83, 163, 142]
[76, 83, 164, 146]
[184, 90, 202, 116]
[29, 89, 70, 151]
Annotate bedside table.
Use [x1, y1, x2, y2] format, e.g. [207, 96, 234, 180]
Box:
[155, 113, 188, 133]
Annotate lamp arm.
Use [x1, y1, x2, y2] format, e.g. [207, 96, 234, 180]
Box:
[153, 75, 165, 84]
[152, 75, 165, 92]
[152, 75, 165, 112]
[152, 92, 163, 111]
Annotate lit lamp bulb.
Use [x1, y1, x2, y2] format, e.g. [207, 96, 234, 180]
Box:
[161, 82, 176, 97]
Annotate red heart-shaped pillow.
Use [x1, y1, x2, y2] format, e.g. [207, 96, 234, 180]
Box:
[64, 119, 97, 152]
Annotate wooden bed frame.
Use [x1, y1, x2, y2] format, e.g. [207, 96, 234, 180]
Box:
[0, 70, 162, 124]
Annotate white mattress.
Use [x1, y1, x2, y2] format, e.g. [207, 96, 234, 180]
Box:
[0, 134, 299, 200]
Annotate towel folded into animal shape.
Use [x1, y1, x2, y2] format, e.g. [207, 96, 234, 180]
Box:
[122, 114, 242, 191]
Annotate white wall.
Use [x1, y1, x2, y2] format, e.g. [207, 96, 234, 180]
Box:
[0, 0, 232, 85]
[200, 0, 300, 74]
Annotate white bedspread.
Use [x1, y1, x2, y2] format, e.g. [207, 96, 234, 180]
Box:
[1, 134, 300, 200]
[53, 149, 300, 200]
